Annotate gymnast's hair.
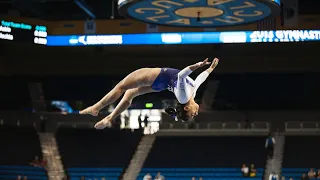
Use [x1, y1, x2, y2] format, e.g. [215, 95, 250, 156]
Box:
[165, 103, 189, 122]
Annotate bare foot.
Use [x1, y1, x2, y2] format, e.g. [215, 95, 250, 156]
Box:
[79, 106, 99, 116]
[94, 116, 112, 129]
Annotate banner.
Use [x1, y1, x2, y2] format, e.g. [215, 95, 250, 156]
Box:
[282, 0, 299, 27]
[46, 30, 320, 46]
[84, 20, 96, 34]
[146, 24, 158, 33]
[204, 28, 216, 32]
[257, 18, 277, 30]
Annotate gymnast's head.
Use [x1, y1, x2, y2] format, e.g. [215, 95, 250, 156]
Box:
[165, 99, 199, 122]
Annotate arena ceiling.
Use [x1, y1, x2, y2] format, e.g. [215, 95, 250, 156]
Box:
[0, 0, 319, 20]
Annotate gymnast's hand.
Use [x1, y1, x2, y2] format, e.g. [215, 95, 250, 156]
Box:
[197, 58, 212, 67]
[209, 57, 219, 69]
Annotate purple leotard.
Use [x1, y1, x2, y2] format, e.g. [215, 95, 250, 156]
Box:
[151, 67, 210, 104]
[151, 68, 179, 91]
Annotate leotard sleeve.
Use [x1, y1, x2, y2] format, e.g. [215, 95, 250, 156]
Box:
[193, 71, 210, 98]
[177, 67, 193, 78]
[175, 67, 193, 104]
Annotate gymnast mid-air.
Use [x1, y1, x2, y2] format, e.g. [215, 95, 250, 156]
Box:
[80, 58, 219, 129]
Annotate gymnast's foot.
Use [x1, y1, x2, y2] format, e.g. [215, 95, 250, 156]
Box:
[79, 106, 99, 116]
[94, 116, 112, 129]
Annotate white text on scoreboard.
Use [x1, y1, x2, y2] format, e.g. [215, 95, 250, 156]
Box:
[250, 30, 320, 42]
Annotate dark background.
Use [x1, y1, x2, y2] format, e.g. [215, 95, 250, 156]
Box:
[0, 0, 319, 20]
[0, 0, 319, 112]
[0, 41, 319, 111]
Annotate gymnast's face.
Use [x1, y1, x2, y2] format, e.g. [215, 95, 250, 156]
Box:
[184, 101, 199, 120]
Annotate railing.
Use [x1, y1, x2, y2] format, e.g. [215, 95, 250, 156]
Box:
[285, 121, 320, 132]
[57, 121, 96, 128]
[160, 121, 270, 131]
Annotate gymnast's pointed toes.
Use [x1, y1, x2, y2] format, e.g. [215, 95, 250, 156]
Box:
[94, 117, 112, 129]
[94, 121, 109, 129]
[94, 121, 105, 129]
[79, 106, 99, 116]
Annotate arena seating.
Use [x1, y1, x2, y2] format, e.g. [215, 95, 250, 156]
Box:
[0, 79, 31, 110]
[144, 136, 267, 167]
[0, 165, 47, 180]
[56, 128, 142, 179]
[281, 168, 310, 179]
[139, 136, 267, 180]
[282, 136, 320, 180]
[213, 73, 320, 110]
[0, 126, 42, 165]
[283, 136, 320, 168]
[0, 126, 45, 179]
[138, 167, 264, 180]
[67, 167, 121, 180]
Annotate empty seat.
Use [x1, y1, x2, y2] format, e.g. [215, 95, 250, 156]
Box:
[144, 136, 267, 167]
[0, 165, 47, 180]
[56, 128, 142, 180]
[56, 128, 142, 167]
[283, 136, 320, 167]
[281, 168, 311, 179]
[0, 126, 42, 165]
[67, 167, 123, 180]
[139, 168, 264, 180]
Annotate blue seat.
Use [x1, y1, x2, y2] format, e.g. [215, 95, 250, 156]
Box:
[139, 168, 264, 179]
[67, 167, 123, 180]
[68, 167, 122, 171]
[0, 170, 46, 175]
[282, 168, 309, 172]
[158, 172, 243, 177]
[69, 172, 121, 176]
[0, 175, 47, 180]
[282, 173, 305, 177]
[0, 165, 48, 180]
[141, 168, 237, 172]
[70, 178, 118, 180]
[282, 168, 315, 178]
[137, 178, 262, 180]
[0, 165, 46, 171]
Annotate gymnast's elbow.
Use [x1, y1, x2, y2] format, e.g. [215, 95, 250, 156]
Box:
[177, 72, 186, 79]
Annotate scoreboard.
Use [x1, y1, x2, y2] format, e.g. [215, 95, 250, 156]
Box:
[0, 20, 47, 45]
[46, 30, 320, 46]
[0, 19, 319, 46]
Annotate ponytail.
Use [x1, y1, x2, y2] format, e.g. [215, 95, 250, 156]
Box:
[165, 107, 176, 117]
[166, 103, 190, 122]
[165, 107, 178, 121]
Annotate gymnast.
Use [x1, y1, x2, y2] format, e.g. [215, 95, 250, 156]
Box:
[80, 58, 219, 129]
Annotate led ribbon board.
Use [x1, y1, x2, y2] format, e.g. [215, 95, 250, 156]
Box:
[118, 0, 281, 27]
[0, 20, 47, 45]
[46, 30, 320, 46]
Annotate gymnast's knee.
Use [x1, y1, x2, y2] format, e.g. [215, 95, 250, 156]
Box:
[124, 89, 138, 101]
[116, 80, 128, 92]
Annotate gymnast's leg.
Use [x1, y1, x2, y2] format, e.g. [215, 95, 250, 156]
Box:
[94, 86, 156, 129]
[80, 68, 160, 116]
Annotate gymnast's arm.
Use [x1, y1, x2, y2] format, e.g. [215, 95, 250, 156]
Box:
[175, 58, 211, 104]
[194, 58, 219, 92]
[178, 58, 211, 78]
